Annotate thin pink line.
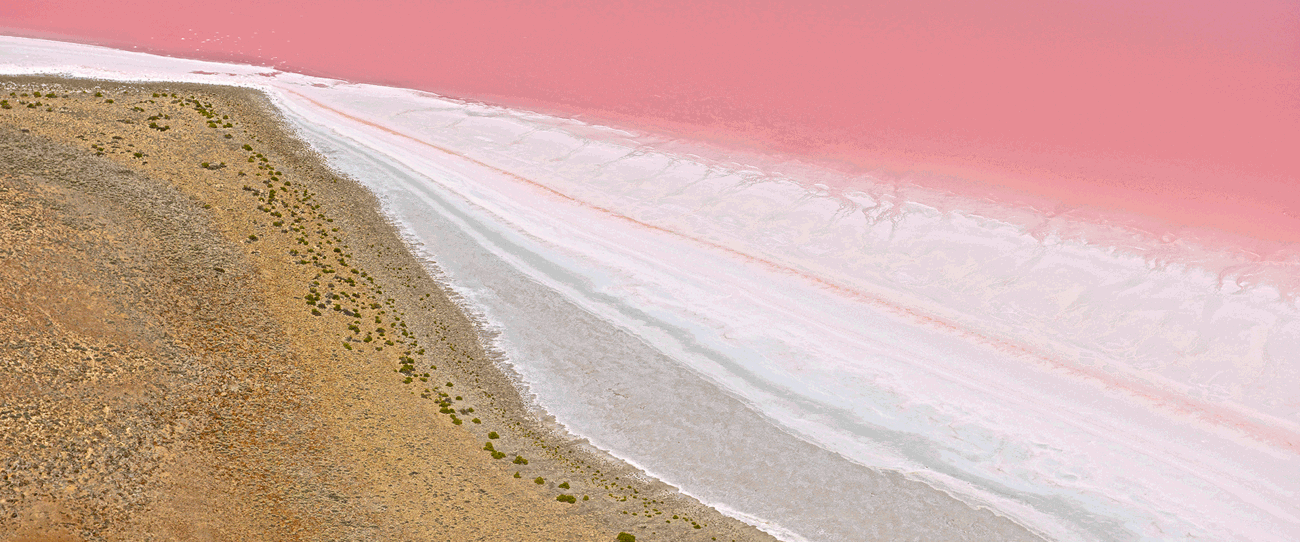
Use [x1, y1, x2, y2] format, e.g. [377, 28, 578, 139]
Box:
[283, 87, 1300, 454]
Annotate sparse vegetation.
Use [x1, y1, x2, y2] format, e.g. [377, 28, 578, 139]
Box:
[0, 82, 728, 539]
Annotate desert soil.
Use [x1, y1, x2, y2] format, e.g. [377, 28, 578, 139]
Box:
[0, 77, 773, 542]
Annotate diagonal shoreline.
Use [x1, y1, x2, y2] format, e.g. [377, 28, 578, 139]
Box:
[3, 34, 1297, 542]
[0, 75, 771, 542]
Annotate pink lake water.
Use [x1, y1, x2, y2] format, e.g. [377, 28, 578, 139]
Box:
[3, 3, 1299, 541]
[4, 0, 1298, 245]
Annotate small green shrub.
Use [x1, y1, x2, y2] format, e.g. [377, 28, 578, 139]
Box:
[534, 477, 544, 485]
[558, 482, 569, 489]
[488, 432, 499, 439]
[556, 494, 576, 504]
[513, 455, 528, 465]
[514, 471, 521, 478]
[471, 418, 481, 424]
[491, 451, 506, 459]
[616, 533, 636, 542]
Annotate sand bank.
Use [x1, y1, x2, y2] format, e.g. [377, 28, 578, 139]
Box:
[0, 76, 768, 542]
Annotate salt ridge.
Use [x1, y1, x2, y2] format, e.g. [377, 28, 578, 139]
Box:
[3, 36, 1297, 542]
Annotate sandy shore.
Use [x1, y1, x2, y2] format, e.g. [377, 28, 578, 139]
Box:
[0, 76, 773, 542]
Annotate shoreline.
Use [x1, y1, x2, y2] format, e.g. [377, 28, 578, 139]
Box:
[0, 75, 771, 541]
[3, 34, 1297, 542]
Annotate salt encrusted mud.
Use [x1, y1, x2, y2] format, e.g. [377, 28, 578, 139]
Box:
[0, 77, 771, 542]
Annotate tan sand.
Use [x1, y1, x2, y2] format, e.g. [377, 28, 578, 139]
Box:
[0, 77, 773, 542]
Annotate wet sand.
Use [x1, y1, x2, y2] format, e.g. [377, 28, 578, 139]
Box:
[0, 76, 771, 542]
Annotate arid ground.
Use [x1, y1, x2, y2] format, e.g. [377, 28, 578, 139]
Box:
[0, 77, 771, 542]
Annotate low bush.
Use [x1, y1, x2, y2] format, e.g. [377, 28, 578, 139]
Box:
[556, 494, 576, 504]
[616, 533, 636, 542]
[488, 432, 499, 439]
[534, 477, 544, 485]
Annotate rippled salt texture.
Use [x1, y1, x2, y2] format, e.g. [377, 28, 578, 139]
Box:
[4, 36, 1298, 542]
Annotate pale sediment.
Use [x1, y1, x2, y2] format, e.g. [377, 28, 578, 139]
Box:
[0, 76, 770, 542]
